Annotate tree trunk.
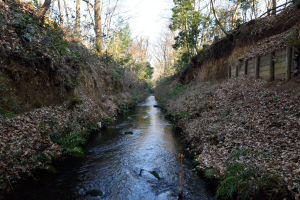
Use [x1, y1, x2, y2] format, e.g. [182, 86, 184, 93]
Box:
[83, 14, 89, 46]
[49, 0, 56, 18]
[201, 8, 212, 46]
[63, 0, 70, 28]
[272, 0, 276, 15]
[36, 0, 52, 24]
[210, 0, 231, 36]
[94, 0, 102, 53]
[232, 2, 241, 27]
[57, 0, 63, 25]
[105, 0, 118, 50]
[252, 0, 258, 19]
[74, 0, 81, 39]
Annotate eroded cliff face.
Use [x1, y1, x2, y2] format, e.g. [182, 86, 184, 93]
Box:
[154, 5, 300, 199]
[0, 51, 126, 112]
[0, 1, 149, 196]
[155, 76, 300, 199]
[179, 6, 300, 83]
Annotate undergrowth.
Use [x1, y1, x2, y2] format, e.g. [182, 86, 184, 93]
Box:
[216, 149, 284, 200]
[41, 117, 99, 157]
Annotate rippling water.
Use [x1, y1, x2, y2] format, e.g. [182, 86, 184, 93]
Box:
[9, 96, 214, 200]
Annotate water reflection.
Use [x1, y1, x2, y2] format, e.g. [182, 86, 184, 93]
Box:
[10, 96, 214, 200]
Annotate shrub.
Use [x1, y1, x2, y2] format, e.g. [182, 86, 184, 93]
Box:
[47, 120, 87, 157]
[216, 149, 284, 200]
[118, 103, 129, 114]
[204, 167, 219, 179]
[62, 130, 86, 157]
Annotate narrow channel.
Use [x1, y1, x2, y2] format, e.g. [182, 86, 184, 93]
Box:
[10, 96, 214, 200]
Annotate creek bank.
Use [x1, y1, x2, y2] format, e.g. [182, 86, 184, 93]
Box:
[155, 76, 299, 199]
[0, 91, 149, 199]
[0, 1, 152, 197]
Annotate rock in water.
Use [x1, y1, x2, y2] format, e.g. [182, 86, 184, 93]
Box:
[139, 169, 160, 181]
[86, 189, 103, 197]
[124, 131, 134, 134]
[150, 171, 161, 180]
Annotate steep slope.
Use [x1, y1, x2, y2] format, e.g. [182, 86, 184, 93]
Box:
[154, 3, 300, 200]
[0, 1, 149, 197]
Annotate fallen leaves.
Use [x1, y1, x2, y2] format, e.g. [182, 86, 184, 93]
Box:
[161, 76, 300, 198]
[0, 91, 133, 193]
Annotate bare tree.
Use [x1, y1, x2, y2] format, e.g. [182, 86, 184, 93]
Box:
[63, 0, 70, 28]
[57, 0, 63, 24]
[36, 0, 52, 24]
[74, 0, 81, 38]
[211, 0, 231, 36]
[94, 0, 102, 52]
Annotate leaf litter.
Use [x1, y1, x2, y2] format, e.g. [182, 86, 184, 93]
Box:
[162, 76, 300, 199]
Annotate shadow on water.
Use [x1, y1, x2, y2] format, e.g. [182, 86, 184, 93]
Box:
[8, 96, 214, 200]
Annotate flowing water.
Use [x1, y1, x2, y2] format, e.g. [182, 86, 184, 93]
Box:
[9, 96, 214, 200]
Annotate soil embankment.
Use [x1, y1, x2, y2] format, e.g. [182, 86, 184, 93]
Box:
[179, 5, 300, 83]
[155, 76, 300, 199]
[0, 1, 149, 198]
[155, 4, 300, 199]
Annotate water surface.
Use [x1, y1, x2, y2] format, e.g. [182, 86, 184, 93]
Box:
[10, 96, 214, 200]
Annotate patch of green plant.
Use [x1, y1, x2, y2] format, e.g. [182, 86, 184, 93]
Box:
[86, 122, 98, 132]
[46, 120, 86, 157]
[68, 97, 83, 109]
[216, 149, 283, 200]
[168, 84, 190, 97]
[73, 74, 82, 87]
[286, 29, 299, 47]
[222, 110, 231, 118]
[177, 111, 191, 120]
[118, 103, 129, 114]
[112, 70, 122, 80]
[50, 132, 60, 143]
[198, 102, 206, 108]
[103, 117, 114, 125]
[43, 22, 75, 56]
[4, 111, 15, 118]
[62, 130, 86, 157]
[209, 132, 218, 145]
[204, 167, 218, 179]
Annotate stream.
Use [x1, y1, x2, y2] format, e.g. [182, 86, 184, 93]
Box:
[9, 96, 214, 200]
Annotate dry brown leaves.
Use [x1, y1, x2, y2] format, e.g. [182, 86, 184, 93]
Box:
[0, 92, 132, 192]
[165, 76, 300, 198]
[239, 26, 299, 61]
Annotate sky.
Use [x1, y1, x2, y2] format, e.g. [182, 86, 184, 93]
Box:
[54, 0, 173, 64]
[121, 0, 173, 44]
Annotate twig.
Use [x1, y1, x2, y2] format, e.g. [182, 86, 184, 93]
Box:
[6, 174, 14, 190]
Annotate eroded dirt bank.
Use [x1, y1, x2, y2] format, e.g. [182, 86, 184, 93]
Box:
[0, 1, 150, 198]
[155, 76, 300, 199]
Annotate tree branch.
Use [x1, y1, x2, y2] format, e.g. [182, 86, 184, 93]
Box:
[210, 0, 231, 36]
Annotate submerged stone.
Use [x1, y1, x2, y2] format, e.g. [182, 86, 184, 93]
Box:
[86, 189, 103, 197]
[124, 131, 134, 134]
[150, 171, 161, 180]
[139, 169, 160, 181]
